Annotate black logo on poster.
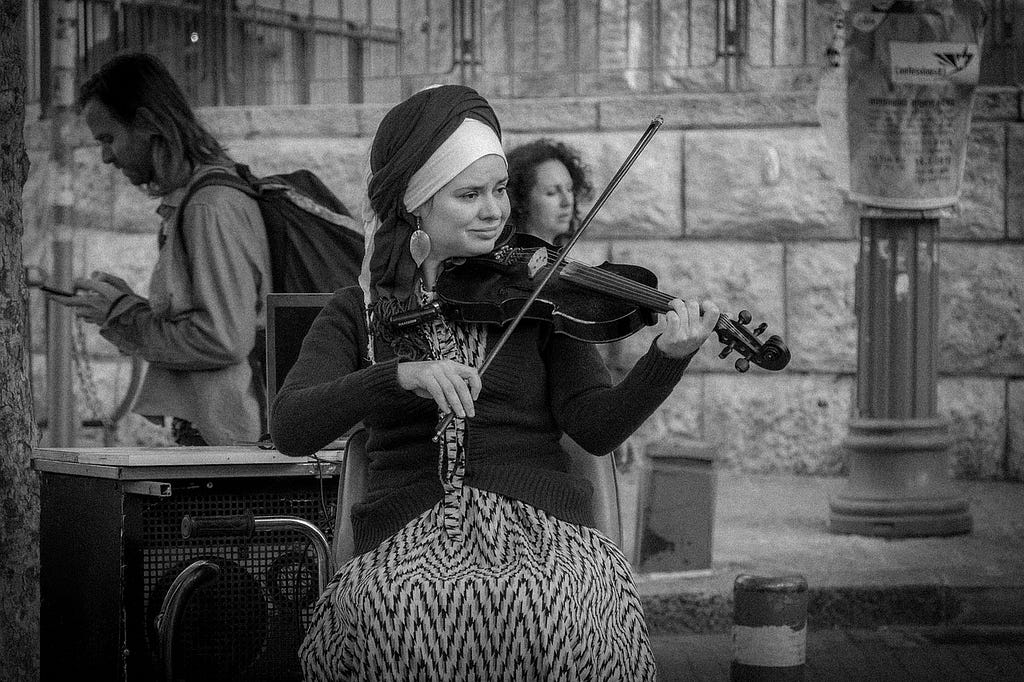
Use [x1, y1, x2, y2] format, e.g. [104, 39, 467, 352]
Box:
[934, 46, 974, 74]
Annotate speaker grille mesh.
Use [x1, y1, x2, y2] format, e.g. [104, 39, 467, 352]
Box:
[138, 478, 336, 681]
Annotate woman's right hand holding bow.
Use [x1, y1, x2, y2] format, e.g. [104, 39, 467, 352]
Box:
[397, 360, 481, 419]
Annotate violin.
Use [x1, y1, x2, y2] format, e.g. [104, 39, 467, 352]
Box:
[434, 234, 791, 373]
[415, 116, 789, 439]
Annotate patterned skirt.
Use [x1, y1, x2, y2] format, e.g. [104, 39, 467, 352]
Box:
[298, 485, 657, 681]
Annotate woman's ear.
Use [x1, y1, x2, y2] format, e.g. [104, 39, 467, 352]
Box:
[411, 197, 433, 222]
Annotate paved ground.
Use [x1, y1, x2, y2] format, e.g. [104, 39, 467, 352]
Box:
[632, 472, 1024, 679]
[650, 626, 1024, 681]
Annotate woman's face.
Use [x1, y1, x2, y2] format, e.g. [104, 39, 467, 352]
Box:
[416, 154, 510, 267]
[522, 159, 575, 243]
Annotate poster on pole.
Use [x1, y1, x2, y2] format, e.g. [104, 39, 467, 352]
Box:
[817, 0, 989, 210]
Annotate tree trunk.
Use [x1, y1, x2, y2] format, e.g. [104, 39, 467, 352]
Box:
[0, 0, 40, 679]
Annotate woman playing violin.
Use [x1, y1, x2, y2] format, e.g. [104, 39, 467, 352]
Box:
[271, 84, 720, 681]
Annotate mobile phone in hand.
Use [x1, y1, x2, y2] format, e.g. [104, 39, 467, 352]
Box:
[40, 285, 77, 297]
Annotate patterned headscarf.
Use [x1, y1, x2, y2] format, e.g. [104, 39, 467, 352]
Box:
[359, 85, 502, 311]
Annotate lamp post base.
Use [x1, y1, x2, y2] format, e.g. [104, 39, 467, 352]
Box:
[829, 417, 972, 538]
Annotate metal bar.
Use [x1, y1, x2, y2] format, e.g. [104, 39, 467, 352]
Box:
[626, 0, 633, 79]
[47, 0, 78, 446]
[37, 0, 53, 114]
[504, 0, 515, 96]
[802, 0, 809, 64]
[917, 222, 939, 417]
[687, 0, 694, 68]
[890, 225, 912, 419]
[122, 480, 172, 497]
[719, 0, 732, 90]
[472, 0, 482, 73]
[347, 27, 365, 103]
[532, 0, 540, 72]
[294, 20, 311, 104]
[650, 0, 660, 90]
[156, 559, 221, 682]
[252, 516, 332, 592]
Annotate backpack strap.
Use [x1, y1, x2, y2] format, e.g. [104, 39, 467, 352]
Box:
[173, 166, 258, 243]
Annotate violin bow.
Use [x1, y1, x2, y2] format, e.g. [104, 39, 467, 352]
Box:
[433, 115, 665, 441]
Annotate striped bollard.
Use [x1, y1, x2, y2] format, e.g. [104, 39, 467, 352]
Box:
[731, 574, 808, 680]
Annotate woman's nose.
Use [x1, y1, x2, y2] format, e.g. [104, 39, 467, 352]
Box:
[480, 194, 502, 219]
[559, 190, 572, 206]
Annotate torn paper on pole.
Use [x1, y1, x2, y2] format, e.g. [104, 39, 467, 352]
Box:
[816, 0, 989, 210]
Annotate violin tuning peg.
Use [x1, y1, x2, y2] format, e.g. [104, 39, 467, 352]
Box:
[735, 357, 750, 373]
[754, 323, 767, 336]
[719, 345, 733, 359]
[737, 310, 752, 325]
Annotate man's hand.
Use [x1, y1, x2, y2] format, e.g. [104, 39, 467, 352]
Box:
[44, 271, 136, 325]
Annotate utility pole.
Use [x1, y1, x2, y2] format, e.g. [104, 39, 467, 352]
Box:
[829, 207, 971, 536]
[820, 1, 988, 537]
[45, 0, 77, 446]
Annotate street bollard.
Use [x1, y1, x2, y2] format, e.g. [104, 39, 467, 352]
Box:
[731, 574, 808, 681]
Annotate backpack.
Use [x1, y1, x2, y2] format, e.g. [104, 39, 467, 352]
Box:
[176, 163, 364, 293]
[175, 163, 365, 433]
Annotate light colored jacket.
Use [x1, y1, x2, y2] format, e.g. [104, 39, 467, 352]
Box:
[100, 165, 272, 444]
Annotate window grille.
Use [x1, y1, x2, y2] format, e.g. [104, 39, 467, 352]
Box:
[22, 1, 1022, 112]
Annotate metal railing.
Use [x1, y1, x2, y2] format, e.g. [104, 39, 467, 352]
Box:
[22, 0, 1024, 110]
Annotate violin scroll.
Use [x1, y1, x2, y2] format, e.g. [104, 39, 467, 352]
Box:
[714, 310, 790, 373]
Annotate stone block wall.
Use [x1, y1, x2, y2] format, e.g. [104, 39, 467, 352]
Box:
[22, 87, 1024, 483]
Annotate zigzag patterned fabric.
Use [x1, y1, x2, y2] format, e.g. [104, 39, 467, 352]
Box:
[299, 488, 657, 680]
[299, 291, 656, 680]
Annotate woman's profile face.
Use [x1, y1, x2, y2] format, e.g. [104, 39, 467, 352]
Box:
[523, 159, 575, 243]
[417, 154, 510, 267]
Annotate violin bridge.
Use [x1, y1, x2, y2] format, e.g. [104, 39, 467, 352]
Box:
[526, 248, 547, 279]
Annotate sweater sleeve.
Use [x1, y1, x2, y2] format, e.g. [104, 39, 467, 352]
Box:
[546, 333, 694, 455]
[98, 191, 268, 370]
[269, 289, 422, 456]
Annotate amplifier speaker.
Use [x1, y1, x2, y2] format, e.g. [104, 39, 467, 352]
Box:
[40, 470, 337, 682]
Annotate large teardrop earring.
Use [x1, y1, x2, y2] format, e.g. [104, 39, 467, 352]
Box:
[409, 215, 431, 268]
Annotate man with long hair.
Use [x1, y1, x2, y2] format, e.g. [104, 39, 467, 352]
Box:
[48, 53, 271, 446]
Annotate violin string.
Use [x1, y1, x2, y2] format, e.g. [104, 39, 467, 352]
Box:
[513, 248, 761, 354]
[559, 262, 741, 337]
[515, 247, 672, 316]
[559, 262, 673, 310]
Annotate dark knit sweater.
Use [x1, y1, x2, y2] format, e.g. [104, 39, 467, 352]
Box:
[271, 286, 694, 555]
